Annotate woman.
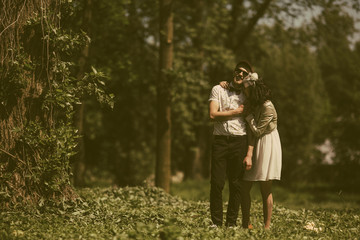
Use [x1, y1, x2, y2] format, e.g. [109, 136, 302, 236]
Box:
[220, 73, 282, 229]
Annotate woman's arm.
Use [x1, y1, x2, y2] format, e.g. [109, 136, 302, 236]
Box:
[243, 125, 255, 170]
[209, 100, 243, 121]
[245, 105, 274, 138]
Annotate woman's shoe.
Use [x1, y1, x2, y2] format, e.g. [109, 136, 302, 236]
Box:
[243, 224, 253, 229]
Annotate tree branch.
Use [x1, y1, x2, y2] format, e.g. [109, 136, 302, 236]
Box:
[0, 148, 26, 165]
[235, 0, 273, 51]
[0, 0, 27, 37]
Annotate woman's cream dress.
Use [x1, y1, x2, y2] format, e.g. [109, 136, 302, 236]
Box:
[243, 100, 282, 181]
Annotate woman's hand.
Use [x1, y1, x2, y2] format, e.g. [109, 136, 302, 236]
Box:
[219, 81, 229, 89]
[243, 155, 252, 171]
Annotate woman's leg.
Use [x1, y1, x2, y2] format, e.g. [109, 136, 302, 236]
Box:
[260, 181, 273, 229]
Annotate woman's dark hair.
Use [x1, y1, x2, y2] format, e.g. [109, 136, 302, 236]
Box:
[248, 79, 272, 107]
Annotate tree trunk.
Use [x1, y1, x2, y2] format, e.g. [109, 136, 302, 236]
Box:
[73, 0, 92, 187]
[73, 103, 86, 186]
[226, 0, 244, 49]
[183, 3, 202, 179]
[156, 0, 173, 193]
[0, 0, 77, 205]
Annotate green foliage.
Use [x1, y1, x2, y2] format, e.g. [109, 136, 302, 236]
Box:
[13, 121, 77, 194]
[82, 67, 115, 109]
[43, 62, 114, 120]
[0, 51, 32, 107]
[0, 186, 359, 239]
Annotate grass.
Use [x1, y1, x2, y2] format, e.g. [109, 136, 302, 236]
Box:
[170, 179, 360, 210]
[0, 181, 359, 239]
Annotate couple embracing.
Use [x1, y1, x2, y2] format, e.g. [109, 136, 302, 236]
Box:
[209, 61, 282, 229]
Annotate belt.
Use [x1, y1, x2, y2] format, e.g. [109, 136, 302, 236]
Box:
[214, 135, 246, 140]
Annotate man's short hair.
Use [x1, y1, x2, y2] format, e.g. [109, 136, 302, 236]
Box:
[235, 60, 253, 73]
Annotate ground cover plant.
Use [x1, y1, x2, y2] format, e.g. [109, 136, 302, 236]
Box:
[1, 186, 359, 239]
[171, 180, 360, 210]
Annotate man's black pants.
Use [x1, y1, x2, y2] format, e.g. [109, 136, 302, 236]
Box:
[210, 135, 250, 227]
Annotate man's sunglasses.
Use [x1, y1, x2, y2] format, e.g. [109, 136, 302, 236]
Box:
[234, 69, 249, 78]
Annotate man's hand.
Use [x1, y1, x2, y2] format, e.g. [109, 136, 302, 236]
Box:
[233, 104, 244, 115]
[219, 81, 229, 89]
[243, 155, 252, 171]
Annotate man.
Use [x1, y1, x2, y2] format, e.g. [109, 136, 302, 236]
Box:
[209, 61, 254, 228]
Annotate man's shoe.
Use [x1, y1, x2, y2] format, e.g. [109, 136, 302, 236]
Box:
[210, 224, 220, 229]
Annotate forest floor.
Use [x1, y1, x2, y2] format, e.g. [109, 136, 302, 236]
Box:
[1, 182, 359, 239]
[171, 179, 360, 210]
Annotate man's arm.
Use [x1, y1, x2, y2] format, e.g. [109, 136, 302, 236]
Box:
[209, 100, 244, 121]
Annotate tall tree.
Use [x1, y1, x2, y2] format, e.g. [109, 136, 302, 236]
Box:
[314, 3, 360, 164]
[0, 0, 81, 205]
[156, 0, 174, 192]
[73, 0, 92, 187]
